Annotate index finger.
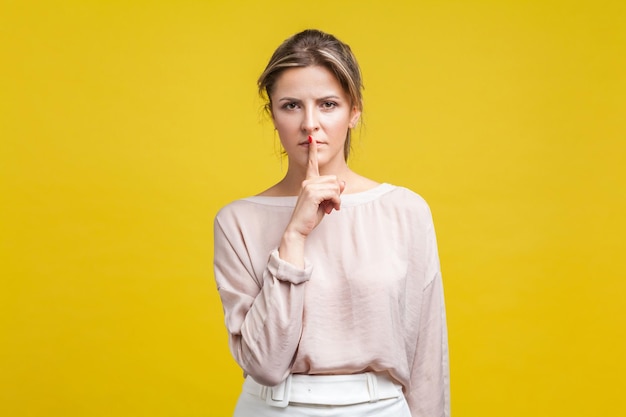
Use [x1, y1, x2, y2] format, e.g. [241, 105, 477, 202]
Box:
[306, 135, 319, 178]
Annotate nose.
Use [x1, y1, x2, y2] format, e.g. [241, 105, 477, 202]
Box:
[301, 106, 320, 134]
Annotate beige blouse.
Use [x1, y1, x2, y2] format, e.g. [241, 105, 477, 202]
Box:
[213, 183, 450, 416]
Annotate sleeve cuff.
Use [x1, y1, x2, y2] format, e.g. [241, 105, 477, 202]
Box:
[266, 249, 312, 285]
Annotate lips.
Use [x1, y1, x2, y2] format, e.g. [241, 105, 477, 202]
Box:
[298, 140, 326, 145]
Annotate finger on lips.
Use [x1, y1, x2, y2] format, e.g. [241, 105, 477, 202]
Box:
[307, 135, 320, 178]
[305, 135, 343, 214]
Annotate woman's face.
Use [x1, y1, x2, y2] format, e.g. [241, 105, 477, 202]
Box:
[270, 65, 360, 171]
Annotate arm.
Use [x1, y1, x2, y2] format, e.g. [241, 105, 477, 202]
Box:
[214, 216, 311, 386]
[406, 211, 451, 417]
[214, 139, 344, 386]
[406, 272, 450, 416]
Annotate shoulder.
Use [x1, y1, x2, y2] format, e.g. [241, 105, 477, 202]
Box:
[215, 198, 249, 218]
[214, 198, 256, 227]
[372, 185, 436, 233]
[214, 196, 295, 227]
[383, 185, 433, 213]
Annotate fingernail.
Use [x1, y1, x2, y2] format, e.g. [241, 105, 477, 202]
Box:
[308, 136, 313, 144]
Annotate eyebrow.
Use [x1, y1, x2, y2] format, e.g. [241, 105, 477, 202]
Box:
[277, 95, 342, 102]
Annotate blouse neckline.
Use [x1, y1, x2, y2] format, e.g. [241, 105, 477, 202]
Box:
[242, 183, 395, 207]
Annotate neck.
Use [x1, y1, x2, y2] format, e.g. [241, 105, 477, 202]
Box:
[278, 160, 354, 195]
[258, 156, 379, 197]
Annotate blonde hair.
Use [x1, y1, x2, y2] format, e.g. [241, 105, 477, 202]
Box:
[258, 29, 363, 160]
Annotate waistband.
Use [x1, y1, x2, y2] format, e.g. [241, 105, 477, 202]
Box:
[242, 372, 403, 408]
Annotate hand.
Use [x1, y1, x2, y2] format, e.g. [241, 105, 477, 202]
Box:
[291, 136, 346, 236]
[278, 136, 345, 267]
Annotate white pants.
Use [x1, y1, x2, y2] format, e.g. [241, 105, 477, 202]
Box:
[233, 373, 412, 417]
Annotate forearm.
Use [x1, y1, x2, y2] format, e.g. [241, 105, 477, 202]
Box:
[233, 274, 306, 385]
[407, 274, 450, 417]
[218, 249, 312, 386]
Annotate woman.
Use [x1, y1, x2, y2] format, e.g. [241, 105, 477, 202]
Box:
[213, 29, 450, 417]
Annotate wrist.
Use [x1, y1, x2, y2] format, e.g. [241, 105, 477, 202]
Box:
[278, 229, 307, 268]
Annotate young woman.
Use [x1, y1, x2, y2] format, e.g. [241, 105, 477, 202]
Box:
[213, 29, 450, 417]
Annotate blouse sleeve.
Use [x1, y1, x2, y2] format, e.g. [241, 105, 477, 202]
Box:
[213, 213, 312, 386]
[406, 211, 451, 417]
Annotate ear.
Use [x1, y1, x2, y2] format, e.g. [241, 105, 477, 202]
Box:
[348, 107, 361, 129]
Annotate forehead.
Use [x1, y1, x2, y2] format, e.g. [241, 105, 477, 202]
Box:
[271, 66, 347, 98]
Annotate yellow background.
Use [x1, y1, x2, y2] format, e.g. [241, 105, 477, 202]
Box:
[1, 0, 624, 416]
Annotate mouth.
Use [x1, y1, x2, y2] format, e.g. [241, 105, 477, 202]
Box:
[298, 140, 326, 146]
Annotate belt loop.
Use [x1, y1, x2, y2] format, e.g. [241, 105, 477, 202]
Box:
[265, 375, 292, 408]
[259, 385, 268, 401]
[366, 372, 379, 402]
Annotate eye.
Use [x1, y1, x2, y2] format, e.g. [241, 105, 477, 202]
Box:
[281, 102, 299, 110]
[321, 101, 337, 109]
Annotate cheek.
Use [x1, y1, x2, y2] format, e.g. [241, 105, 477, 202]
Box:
[272, 114, 296, 130]
[324, 113, 352, 131]
[273, 119, 300, 146]
[274, 121, 295, 137]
